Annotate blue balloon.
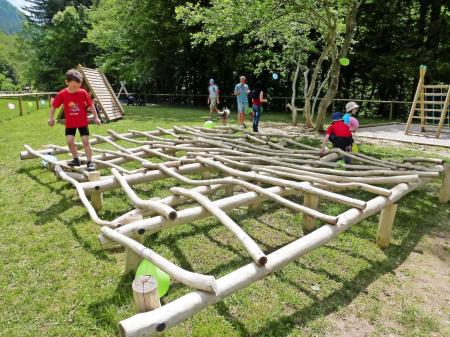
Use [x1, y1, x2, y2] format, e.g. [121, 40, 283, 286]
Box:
[272, 73, 279, 80]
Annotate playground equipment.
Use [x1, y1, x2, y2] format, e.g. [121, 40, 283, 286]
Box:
[405, 65, 450, 138]
[58, 65, 124, 123]
[20, 126, 449, 337]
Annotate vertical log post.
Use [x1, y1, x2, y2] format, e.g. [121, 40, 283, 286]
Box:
[132, 275, 161, 313]
[439, 163, 450, 203]
[125, 236, 144, 274]
[303, 193, 319, 231]
[389, 101, 393, 120]
[376, 203, 398, 248]
[35, 94, 40, 110]
[248, 182, 262, 212]
[87, 171, 103, 211]
[18, 95, 23, 116]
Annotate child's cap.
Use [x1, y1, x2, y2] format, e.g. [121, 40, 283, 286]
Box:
[209, 79, 215, 84]
[66, 69, 83, 83]
[345, 101, 359, 112]
[331, 112, 343, 121]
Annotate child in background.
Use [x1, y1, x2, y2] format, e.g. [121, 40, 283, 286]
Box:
[321, 112, 354, 164]
[48, 69, 101, 171]
[343, 101, 359, 125]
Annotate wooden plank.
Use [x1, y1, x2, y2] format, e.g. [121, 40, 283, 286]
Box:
[436, 87, 450, 138]
[414, 108, 449, 112]
[405, 66, 426, 134]
[424, 84, 450, 89]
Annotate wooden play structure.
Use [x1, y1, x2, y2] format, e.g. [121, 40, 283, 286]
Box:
[20, 126, 449, 337]
[58, 65, 124, 123]
[405, 65, 450, 138]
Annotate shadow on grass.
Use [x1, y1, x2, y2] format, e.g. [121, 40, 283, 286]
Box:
[89, 187, 447, 336]
[87, 272, 135, 334]
[18, 165, 113, 261]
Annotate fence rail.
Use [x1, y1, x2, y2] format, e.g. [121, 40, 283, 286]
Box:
[1, 91, 415, 120]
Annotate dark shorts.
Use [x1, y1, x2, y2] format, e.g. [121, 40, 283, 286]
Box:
[65, 126, 90, 137]
[329, 134, 353, 151]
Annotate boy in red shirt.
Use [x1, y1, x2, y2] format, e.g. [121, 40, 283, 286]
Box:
[321, 112, 354, 163]
[48, 69, 101, 171]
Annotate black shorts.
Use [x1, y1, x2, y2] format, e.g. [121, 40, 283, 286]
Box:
[65, 126, 90, 137]
[329, 134, 353, 151]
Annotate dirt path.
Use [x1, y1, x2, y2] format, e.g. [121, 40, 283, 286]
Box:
[323, 222, 450, 336]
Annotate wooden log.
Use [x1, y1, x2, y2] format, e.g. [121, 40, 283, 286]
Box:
[20, 130, 166, 159]
[125, 235, 144, 274]
[111, 168, 177, 220]
[376, 203, 398, 248]
[80, 163, 210, 194]
[171, 187, 268, 266]
[197, 157, 367, 209]
[101, 227, 218, 293]
[88, 171, 103, 211]
[54, 166, 113, 227]
[118, 176, 429, 337]
[156, 163, 337, 224]
[303, 191, 319, 231]
[132, 276, 161, 313]
[18, 95, 23, 116]
[439, 163, 450, 203]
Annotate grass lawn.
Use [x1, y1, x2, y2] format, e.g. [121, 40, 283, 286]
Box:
[0, 104, 449, 337]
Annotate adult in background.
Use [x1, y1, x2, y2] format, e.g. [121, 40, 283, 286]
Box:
[251, 83, 267, 132]
[234, 75, 250, 129]
[207, 79, 220, 120]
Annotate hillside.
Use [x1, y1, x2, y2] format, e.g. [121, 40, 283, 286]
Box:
[0, 0, 24, 34]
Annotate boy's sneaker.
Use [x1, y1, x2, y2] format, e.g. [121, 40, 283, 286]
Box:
[67, 158, 81, 167]
[87, 162, 96, 172]
[239, 124, 244, 129]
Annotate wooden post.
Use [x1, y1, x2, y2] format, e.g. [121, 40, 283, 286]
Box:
[125, 236, 144, 274]
[87, 171, 103, 211]
[389, 101, 393, 120]
[35, 94, 39, 110]
[419, 66, 427, 132]
[376, 203, 398, 248]
[439, 163, 450, 203]
[303, 193, 319, 231]
[405, 65, 426, 134]
[435, 87, 450, 138]
[18, 95, 23, 116]
[132, 275, 161, 313]
[248, 182, 262, 212]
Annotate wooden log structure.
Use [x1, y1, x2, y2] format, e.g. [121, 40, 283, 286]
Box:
[19, 125, 445, 337]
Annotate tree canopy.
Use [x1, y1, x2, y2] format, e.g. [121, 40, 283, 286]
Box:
[2, 0, 449, 121]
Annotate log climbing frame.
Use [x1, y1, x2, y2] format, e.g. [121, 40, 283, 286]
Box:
[20, 125, 449, 337]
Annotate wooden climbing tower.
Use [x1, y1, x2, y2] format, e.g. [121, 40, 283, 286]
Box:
[405, 65, 450, 138]
[78, 65, 124, 122]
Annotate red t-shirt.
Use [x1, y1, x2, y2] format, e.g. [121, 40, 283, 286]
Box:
[326, 120, 352, 137]
[52, 88, 92, 128]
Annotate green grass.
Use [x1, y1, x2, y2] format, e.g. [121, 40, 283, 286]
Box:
[0, 105, 448, 337]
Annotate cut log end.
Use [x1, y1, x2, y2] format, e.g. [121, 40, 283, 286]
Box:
[258, 256, 268, 266]
[168, 210, 177, 220]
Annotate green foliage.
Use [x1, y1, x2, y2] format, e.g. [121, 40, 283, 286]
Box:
[20, 5, 95, 90]
[0, 0, 24, 34]
[0, 32, 21, 90]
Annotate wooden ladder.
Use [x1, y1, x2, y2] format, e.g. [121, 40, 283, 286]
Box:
[405, 66, 449, 138]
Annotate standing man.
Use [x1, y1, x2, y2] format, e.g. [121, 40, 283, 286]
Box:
[207, 79, 220, 120]
[234, 75, 250, 129]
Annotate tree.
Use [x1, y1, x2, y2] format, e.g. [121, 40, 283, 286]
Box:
[20, 5, 95, 90]
[177, 0, 361, 129]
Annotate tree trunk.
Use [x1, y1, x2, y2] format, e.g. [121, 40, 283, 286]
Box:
[288, 53, 302, 125]
[315, 1, 360, 132]
[303, 44, 331, 128]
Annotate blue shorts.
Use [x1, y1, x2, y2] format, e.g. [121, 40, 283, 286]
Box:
[237, 101, 247, 113]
